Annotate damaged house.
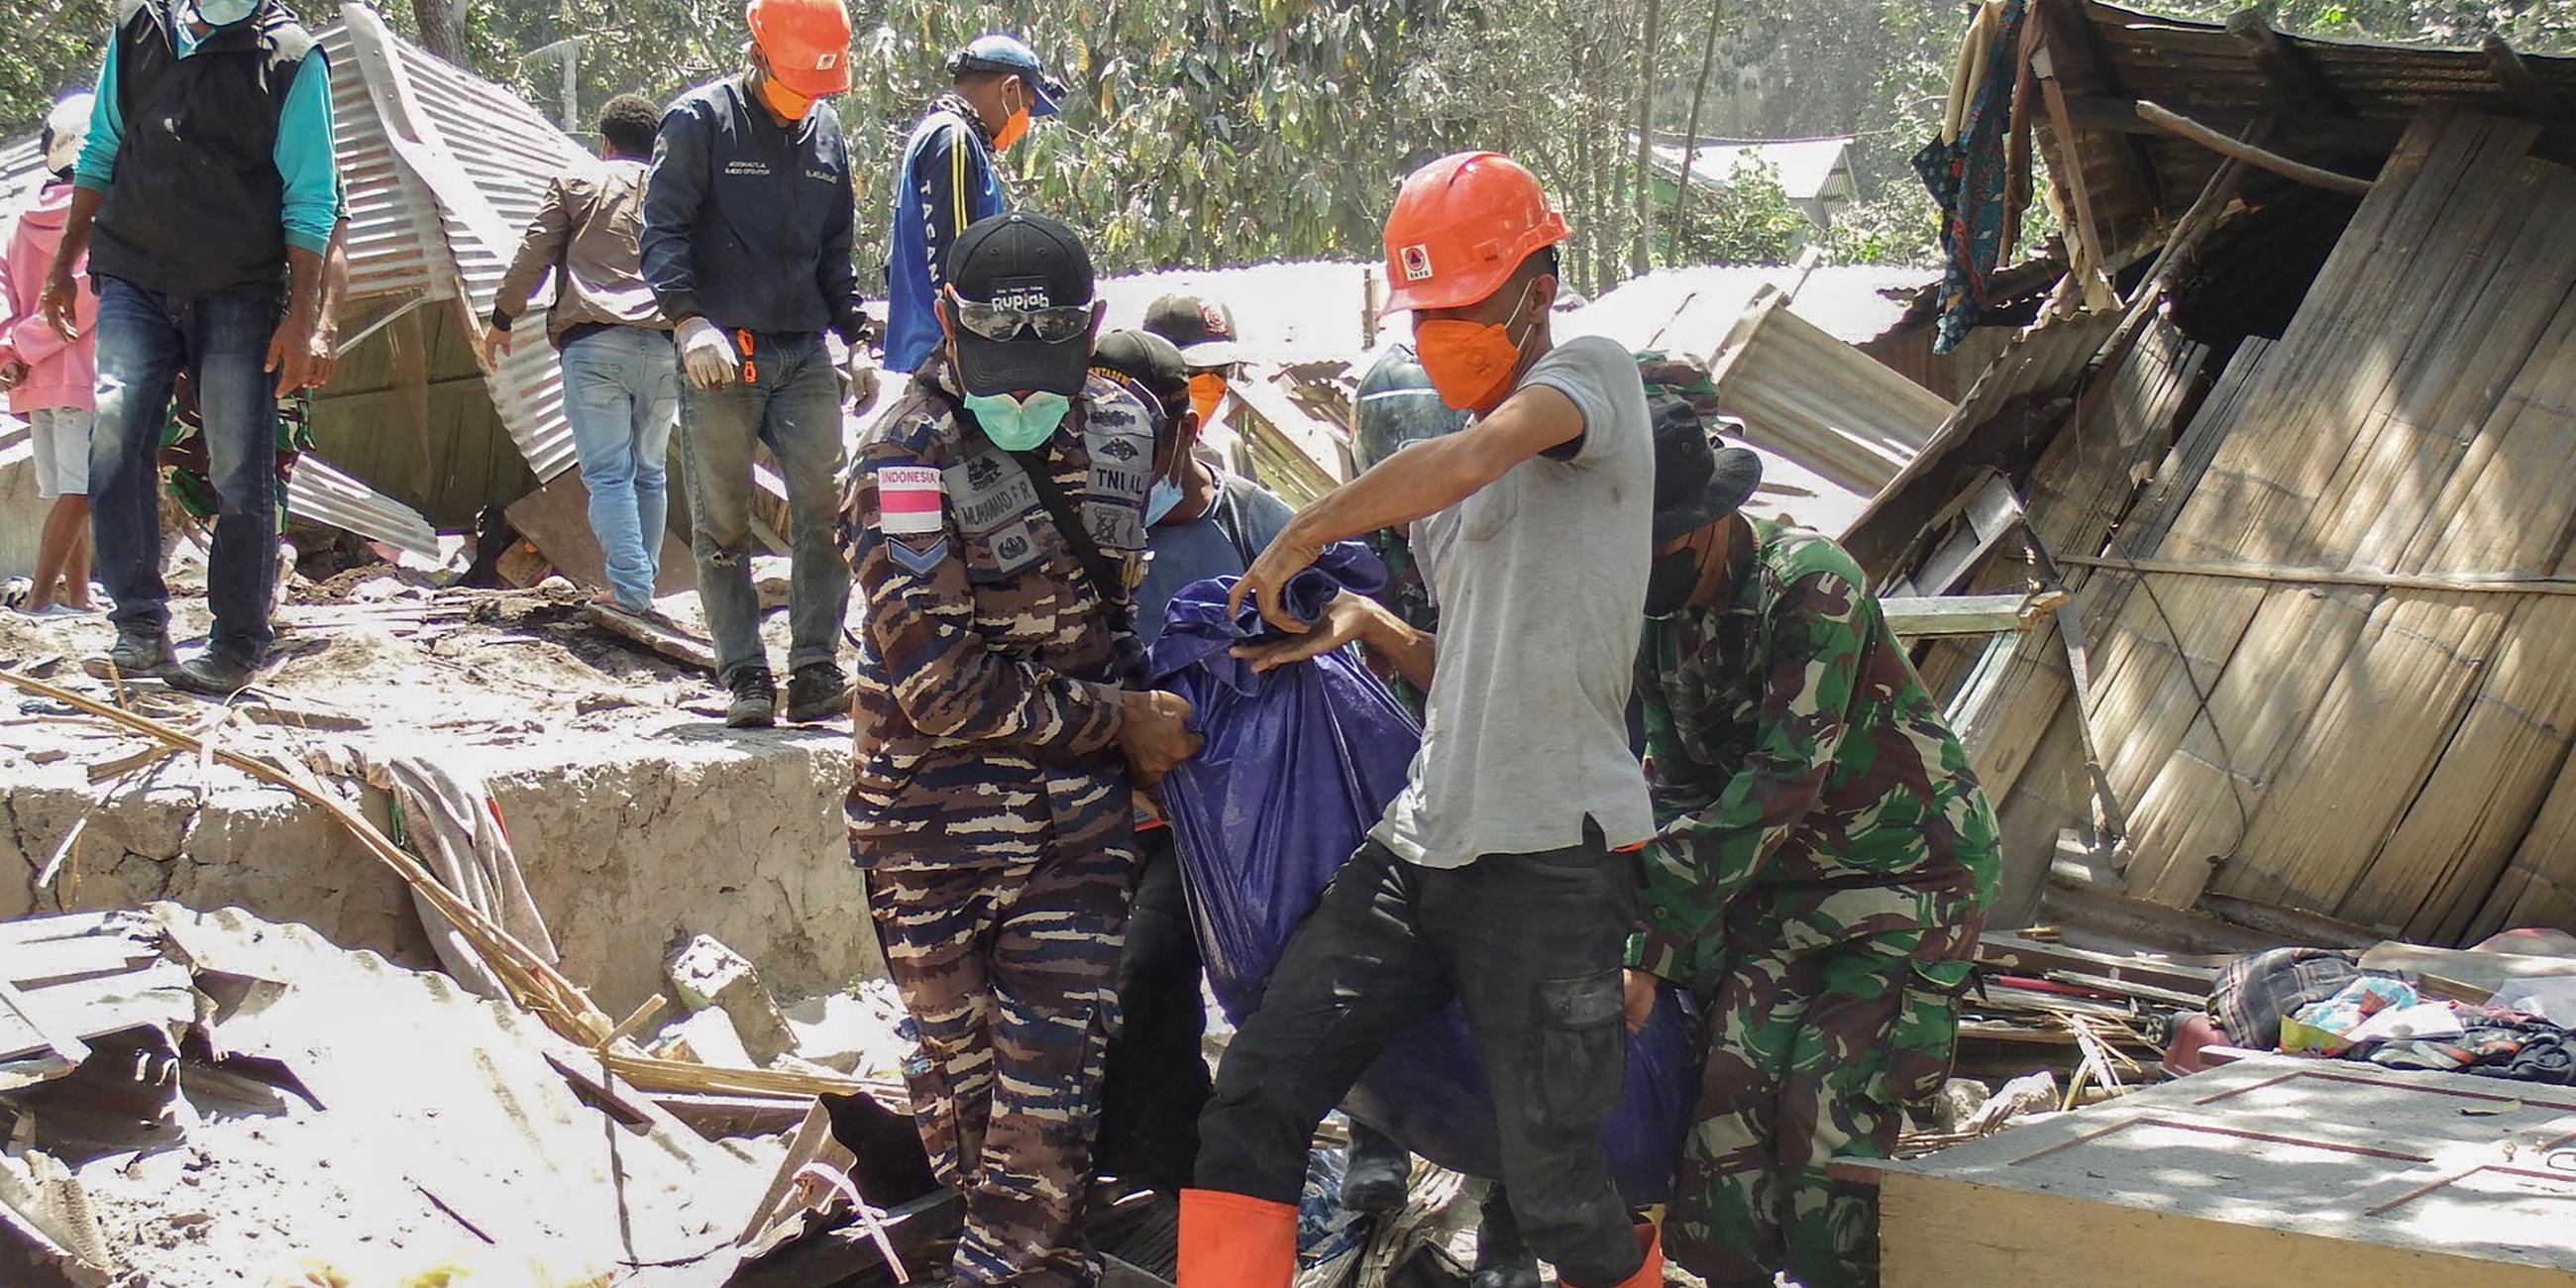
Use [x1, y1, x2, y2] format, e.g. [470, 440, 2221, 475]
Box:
[1854, 0, 2576, 952]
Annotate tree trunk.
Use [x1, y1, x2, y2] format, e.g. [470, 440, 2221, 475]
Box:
[1666, 0, 1726, 258]
[411, 0, 464, 63]
[1630, 0, 1662, 275]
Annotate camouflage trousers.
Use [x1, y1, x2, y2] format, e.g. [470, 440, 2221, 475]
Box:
[865, 778, 1140, 1288]
[1665, 911, 1971, 1288]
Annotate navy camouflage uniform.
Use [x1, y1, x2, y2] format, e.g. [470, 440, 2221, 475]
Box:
[841, 356, 1157, 1288]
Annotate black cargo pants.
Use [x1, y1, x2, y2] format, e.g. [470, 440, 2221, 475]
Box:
[1195, 826, 1645, 1288]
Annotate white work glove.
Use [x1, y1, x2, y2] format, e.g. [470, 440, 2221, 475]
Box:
[843, 346, 880, 408]
[677, 316, 739, 391]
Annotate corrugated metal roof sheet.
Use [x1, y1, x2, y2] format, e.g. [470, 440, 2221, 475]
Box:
[1561, 264, 1928, 351]
[337, 4, 589, 483]
[1646, 136, 1859, 203]
[319, 23, 447, 304]
[1097, 261, 1380, 362]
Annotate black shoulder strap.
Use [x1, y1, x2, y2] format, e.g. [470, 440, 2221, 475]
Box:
[1012, 444, 1134, 635]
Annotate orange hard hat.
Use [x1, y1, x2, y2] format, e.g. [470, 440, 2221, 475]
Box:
[1381, 152, 1570, 313]
[747, 0, 853, 97]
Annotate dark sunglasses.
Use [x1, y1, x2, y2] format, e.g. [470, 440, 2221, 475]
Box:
[949, 294, 1094, 345]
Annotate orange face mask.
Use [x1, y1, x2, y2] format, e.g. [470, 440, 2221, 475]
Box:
[1414, 282, 1537, 412]
[1188, 372, 1228, 425]
[993, 82, 1031, 151]
[757, 75, 816, 122]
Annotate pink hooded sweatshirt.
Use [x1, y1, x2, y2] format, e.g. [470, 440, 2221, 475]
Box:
[0, 178, 98, 415]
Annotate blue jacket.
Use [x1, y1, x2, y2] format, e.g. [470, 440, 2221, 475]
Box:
[641, 76, 864, 341]
[883, 98, 1005, 372]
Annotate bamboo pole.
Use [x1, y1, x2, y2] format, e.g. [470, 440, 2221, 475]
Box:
[2057, 552, 2576, 595]
[2135, 100, 2375, 196]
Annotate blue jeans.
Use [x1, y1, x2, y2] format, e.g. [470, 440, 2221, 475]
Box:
[90, 275, 278, 664]
[561, 326, 679, 610]
[676, 330, 850, 682]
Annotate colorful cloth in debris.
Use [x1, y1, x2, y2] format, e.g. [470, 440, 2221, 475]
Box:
[1912, 0, 2027, 354]
[158, 382, 313, 531]
[1630, 520, 1998, 1288]
[838, 361, 1156, 1288]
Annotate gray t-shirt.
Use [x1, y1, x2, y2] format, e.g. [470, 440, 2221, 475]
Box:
[1370, 335, 1656, 868]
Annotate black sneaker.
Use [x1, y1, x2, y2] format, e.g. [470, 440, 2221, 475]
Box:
[725, 668, 777, 728]
[785, 663, 851, 724]
[166, 650, 261, 697]
[106, 631, 172, 677]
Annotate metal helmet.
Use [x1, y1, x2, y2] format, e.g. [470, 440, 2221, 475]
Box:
[1352, 344, 1469, 473]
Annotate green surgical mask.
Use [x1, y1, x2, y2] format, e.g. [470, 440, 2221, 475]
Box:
[965, 389, 1072, 451]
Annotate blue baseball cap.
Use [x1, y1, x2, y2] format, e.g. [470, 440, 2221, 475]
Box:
[948, 34, 1067, 117]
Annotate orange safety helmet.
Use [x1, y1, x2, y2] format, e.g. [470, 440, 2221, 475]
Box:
[746, 0, 854, 97]
[1380, 152, 1570, 313]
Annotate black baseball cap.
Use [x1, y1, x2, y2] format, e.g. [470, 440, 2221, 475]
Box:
[1141, 294, 1242, 367]
[1091, 329, 1189, 419]
[946, 212, 1096, 398]
[1653, 401, 1764, 544]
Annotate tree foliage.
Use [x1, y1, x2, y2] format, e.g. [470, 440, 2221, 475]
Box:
[12, 0, 2571, 287]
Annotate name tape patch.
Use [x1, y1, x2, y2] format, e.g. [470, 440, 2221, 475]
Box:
[878, 465, 944, 536]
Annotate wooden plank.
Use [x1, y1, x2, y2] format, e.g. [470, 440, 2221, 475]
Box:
[1877, 1057, 2576, 1287]
[1882, 593, 2054, 638]
[1881, 1173, 2576, 1288]
[503, 474, 698, 597]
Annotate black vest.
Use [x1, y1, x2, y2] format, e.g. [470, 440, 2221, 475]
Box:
[89, 0, 316, 299]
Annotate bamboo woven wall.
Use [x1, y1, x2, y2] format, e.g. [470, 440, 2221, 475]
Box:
[1990, 112, 2576, 943]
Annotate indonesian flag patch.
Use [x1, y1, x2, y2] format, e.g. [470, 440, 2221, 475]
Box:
[878, 465, 943, 536]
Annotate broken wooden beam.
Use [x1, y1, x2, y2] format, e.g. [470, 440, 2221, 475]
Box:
[2482, 33, 2569, 121]
[581, 601, 718, 672]
[2135, 101, 2374, 195]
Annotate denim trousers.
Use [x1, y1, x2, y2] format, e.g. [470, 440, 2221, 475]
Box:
[561, 326, 678, 610]
[676, 330, 849, 681]
[89, 274, 278, 664]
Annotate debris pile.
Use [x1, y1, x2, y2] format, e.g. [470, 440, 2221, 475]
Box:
[0, 904, 816, 1287]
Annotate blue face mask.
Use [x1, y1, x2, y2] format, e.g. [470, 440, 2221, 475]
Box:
[194, 0, 258, 25]
[1144, 476, 1184, 525]
[964, 389, 1072, 452]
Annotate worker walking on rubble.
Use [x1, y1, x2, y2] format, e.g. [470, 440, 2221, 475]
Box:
[43, 0, 342, 696]
[486, 93, 676, 616]
[1627, 416, 1999, 1288]
[841, 212, 1202, 1288]
[882, 34, 1066, 376]
[1184, 152, 1664, 1288]
[642, 0, 869, 727]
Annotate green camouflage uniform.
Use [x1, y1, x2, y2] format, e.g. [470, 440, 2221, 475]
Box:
[840, 360, 1156, 1288]
[1631, 520, 1999, 1288]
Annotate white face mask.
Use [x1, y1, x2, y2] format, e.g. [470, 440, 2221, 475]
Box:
[193, 0, 258, 25]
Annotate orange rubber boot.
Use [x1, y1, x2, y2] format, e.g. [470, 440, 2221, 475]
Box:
[1178, 1189, 1300, 1288]
[1572, 1222, 1665, 1288]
